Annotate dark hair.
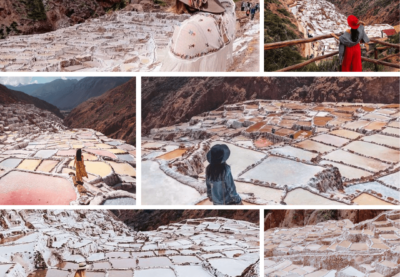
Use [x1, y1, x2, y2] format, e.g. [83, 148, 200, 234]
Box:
[206, 163, 227, 182]
[76, 149, 82, 162]
[350, 28, 359, 43]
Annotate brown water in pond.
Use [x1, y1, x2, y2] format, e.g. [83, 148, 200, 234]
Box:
[157, 149, 186, 160]
[254, 138, 274, 148]
[362, 106, 375, 112]
[353, 193, 394, 205]
[330, 111, 353, 119]
[294, 130, 312, 139]
[275, 128, 295, 136]
[245, 122, 265, 132]
[364, 122, 386, 131]
[382, 104, 400, 108]
[259, 125, 274, 132]
[314, 116, 333, 126]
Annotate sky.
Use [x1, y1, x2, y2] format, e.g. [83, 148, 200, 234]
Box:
[0, 77, 84, 86]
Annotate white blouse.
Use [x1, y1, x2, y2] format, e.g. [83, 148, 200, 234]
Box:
[161, 0, 236, 72]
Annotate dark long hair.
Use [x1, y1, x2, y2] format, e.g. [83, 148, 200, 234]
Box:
[76, 149, 82, 161]
[351, 28, 359, 43]
[206, 163, 227, 182]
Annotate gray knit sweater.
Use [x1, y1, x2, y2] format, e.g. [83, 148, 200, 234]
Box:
[338, 24, 370, 64]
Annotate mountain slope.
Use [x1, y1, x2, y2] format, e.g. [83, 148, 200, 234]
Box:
[6, 83, 45, 96]
[142, 77, 399, 135]
[29, 79, 78, 105]
[112, 210, 260, 231]
[55, 77, 132, 110]
[264, 210, 388, 230]
[326, 0, 399, 26]
[0, 84, 63, 118]
[64, 78, 136, 144]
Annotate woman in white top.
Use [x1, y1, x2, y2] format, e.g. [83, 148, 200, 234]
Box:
[161, 0, 236, 71]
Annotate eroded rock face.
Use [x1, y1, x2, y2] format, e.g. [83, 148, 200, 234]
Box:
[264, 210, 389, 230]
[64, 78, 136, 144]
[0, 210, 259, 277]
[0, 0, 126, 38]
[326, 0, 400, 26]
[264, 210, 400, 277]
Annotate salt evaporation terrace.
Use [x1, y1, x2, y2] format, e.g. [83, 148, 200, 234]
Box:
[0, 210, 260, 277]
[0, 104, 136, 205]
[0, 8, 259, 72]
[288, 0, 393, 58]
[142, 100, 400, 205]
[264, 210, 400, 277]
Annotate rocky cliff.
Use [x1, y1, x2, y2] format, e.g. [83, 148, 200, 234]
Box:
[0, 84, 63, 118]
[112, 210, 260, 231]
[142, 77, 399, 134]
[64, 78, 136, 144]
[264, 209, 388, 230]
[326, 0, 400, 26]
[0, 0, 127, 39]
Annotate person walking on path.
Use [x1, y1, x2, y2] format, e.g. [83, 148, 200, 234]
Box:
[205, 144, 242, 205]
[332, 15, 369, 72]
[250, 6, 256, 20]
[241, 1, 246, 11]
[161, 0, 236, 71]
[74, 262, 87, 277]
[74, 149, 88, 184]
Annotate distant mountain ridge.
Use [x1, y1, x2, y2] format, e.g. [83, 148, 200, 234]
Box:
[0, 84, 63, 118]
[64, 78, 136, 144]
[7, 77, 131, 110]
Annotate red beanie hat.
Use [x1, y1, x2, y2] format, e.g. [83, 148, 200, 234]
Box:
[347, 15, 359, 29]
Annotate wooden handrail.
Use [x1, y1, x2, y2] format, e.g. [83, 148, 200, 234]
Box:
[378, 53, 400, 61]
[369, 39, 400, 49]
[264, 33, 343, 50]
[361, 56, 400, 68]
[276, 51, 339, 72]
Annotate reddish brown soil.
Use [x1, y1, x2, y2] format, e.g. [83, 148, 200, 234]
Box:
[0, 0, 126, 38]
[264, 210, 388, 231]
[0, 84, 63, 118]
[326, 0, 399, 26]
[64, 78, 136, 145]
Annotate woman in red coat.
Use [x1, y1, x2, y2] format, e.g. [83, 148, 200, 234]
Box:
[332, 15, 370, 72]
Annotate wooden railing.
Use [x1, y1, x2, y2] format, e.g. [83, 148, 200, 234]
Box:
[264, 33, 400, 71]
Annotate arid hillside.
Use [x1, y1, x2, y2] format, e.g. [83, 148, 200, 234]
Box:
[142, 77, 399, 134]
[64, 78, 136, 144]
[113, 210, 260, 231]
[264, 210, 388, 230]
[0, 84, 63, 118]
[326, 0, 400, 26]
[0, 0, 126, 38]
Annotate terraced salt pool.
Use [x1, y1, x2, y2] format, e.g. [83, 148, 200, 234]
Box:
[206, 142, 266, 178]
[284, 188, 347, 205]
[319, 160, 372, 180]
[344, 141, 400, 163]
[241, 156, 324, 186]
[345, 181, 400, 201]
[323, 150, 390, 172]
[141, 161, 201, 205]
[0, 171, 76, 205]
[270, 146, 318, 162]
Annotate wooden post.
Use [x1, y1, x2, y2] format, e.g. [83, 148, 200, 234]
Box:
[361, 57, 400, 69]
[276, 51, 339, 72]
[374, 48, 378, 71]
[264, 33, 343, 50]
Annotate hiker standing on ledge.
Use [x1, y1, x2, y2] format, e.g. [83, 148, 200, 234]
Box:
[162, 0, 236, 71]
[206, 144, 243, 205]
[74, 149, 88, 184]
[331, 15, 370, 72]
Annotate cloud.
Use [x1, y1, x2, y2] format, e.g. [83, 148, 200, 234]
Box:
[0, 77, 33, 86]
[61, 76, 67, 80]
[30, 80, 38, 84]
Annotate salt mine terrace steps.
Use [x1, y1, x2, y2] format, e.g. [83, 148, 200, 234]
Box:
[264, 34, 400, 71]
[264, 212, 400, 277]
